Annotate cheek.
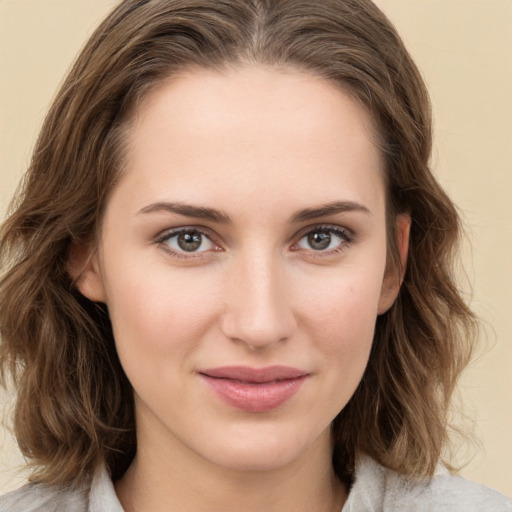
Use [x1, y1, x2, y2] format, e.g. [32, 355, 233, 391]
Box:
[300, 265, 384, 337]
[295, 263, 384, 394]
[315, 287, 378, 371]
[103, 259, 224, 368]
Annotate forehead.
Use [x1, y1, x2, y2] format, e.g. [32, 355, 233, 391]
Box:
[116, 65, 385, 219]
[128, 65, 379, 153]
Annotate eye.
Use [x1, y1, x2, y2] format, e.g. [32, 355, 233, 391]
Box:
[158, 228, 216, 255]
[296, 227, 352, 252]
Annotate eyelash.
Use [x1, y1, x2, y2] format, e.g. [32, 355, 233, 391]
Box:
[154, 225, 353, 259]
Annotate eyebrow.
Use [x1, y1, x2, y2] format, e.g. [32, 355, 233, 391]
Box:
[138, 202, 231, 223]
[137, 200, 370, 223]
[290, 201, 371, 222]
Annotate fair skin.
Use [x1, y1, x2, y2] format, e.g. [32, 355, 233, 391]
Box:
[75, 66, 409, 512]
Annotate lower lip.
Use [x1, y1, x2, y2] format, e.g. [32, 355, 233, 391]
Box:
[200, 375, 307, 413]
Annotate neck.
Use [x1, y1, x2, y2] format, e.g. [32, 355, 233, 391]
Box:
[115, 417, 347, 512]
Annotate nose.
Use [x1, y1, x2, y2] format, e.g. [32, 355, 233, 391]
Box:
[220, 251, 297, 351]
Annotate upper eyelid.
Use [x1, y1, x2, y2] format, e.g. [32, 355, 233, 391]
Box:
[155, 225, 216, 242]
[294, 224, 353, 241]
[155, 223, 351, 238]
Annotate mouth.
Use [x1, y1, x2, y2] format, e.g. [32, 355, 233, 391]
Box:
[198, 366, 309, 413]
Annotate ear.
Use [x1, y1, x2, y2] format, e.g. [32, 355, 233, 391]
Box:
[67, 242, 107, 303]
[378, 213, 411, 314]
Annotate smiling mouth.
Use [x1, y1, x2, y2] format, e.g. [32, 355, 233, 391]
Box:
[199, 366, 309, 413]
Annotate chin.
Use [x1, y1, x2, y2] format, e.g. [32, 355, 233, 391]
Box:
[208, 446, 302, 473]
[196, 422, 328, 473]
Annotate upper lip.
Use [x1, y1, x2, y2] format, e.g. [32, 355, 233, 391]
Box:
[199, 365, 309, 383]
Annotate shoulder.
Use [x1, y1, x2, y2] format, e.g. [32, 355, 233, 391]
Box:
[0, 467, 123, 512]
[0, 481, 89, 512]
[344, 454, 512, 512]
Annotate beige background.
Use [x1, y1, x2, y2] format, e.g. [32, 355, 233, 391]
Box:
[1, 0, 511, 497]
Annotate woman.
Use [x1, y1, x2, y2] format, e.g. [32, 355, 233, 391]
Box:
[0, 0, 510, 510]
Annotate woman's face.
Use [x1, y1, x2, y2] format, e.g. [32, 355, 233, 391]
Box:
[78, 66, 406, 473]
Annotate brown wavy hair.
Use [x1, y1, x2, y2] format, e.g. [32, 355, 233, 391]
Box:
[0, 0, 476, 486]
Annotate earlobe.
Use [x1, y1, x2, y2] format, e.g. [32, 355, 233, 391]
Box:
[67, 243, 107, 303]
[378, 214, 411, 314]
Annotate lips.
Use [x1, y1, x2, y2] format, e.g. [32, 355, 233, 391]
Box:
[199, 366, 309, 413]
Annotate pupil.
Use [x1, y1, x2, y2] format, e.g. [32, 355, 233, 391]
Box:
[308, 231, 331, 250]
[177, 232, 202, 252]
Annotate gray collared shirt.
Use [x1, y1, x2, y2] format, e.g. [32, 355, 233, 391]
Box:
[1, 455, 511, 511]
